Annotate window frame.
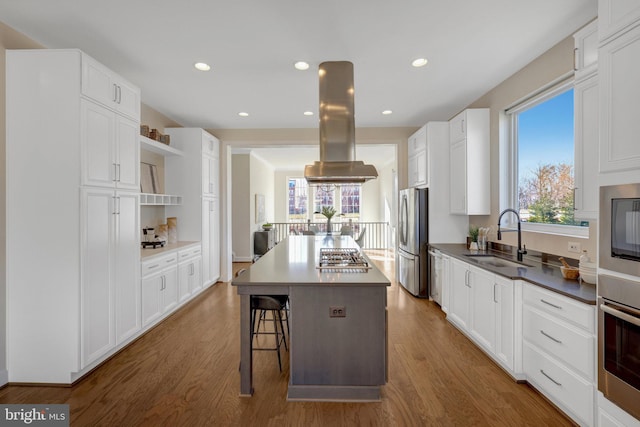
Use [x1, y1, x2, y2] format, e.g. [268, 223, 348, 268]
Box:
[286, 177, 362, 223]
[501, 74, 588, 238]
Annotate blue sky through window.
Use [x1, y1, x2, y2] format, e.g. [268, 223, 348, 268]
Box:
[518, 88, 574, 180]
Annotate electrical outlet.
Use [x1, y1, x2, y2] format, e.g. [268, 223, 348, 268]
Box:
[329, 306, 346, 318]
[568, 241, 581, 253]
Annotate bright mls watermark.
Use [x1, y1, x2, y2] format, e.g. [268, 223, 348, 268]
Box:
[1, 405, 69, 426]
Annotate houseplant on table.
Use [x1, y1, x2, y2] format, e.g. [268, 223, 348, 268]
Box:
[320, 206, 337, 234]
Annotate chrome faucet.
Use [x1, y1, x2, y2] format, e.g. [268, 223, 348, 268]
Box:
[497, 208, 527, 262]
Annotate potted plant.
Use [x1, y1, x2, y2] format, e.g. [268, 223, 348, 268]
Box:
[468, 224, 479, 250]
[262, 222, 273, 231]
[320, 206, 337, 234]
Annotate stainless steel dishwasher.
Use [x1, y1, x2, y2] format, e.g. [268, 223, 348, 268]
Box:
[427, 248, 442, 305]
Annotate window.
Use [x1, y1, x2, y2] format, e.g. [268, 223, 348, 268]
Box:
[286, 179, 361, 222]
[505, 78, 587, 234]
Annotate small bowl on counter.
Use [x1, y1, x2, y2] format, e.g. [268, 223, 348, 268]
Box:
[560, 266, 580, 280]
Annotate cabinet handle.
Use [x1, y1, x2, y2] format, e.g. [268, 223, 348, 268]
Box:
[540, 298, 562, 310]
[573, 47, 578, 71]
[493, 283, 497, 303]
[461, 119, 464, 133]
[117, 85, 122, 104]
[148, 264, 160, 269]
[540, 369, 562, 386]
[540, 329, 562, 344]
[112, 196, 117, 215]
[161, 275, 166, 290]
[117, 163, 121, 182]
[113, 83, 118, 102]
[116, 197, 121, 215]
[113, 163, 118, 182]
[465, 270, 470, 288]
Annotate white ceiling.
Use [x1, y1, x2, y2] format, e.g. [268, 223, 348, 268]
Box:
[1, 0, 597, 132]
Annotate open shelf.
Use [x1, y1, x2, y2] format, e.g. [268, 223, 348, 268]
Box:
[140, 193, 183, 206]
[140, 135, 183, 156]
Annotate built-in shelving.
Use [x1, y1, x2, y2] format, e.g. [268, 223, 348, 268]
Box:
[140, 135, 184, 156]
[140, 193, 182, 206]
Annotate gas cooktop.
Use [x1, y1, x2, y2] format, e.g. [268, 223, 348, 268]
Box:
[317, 248, 371, 273]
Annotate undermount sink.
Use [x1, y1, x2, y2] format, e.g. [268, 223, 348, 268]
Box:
[464, 254, 532, 269]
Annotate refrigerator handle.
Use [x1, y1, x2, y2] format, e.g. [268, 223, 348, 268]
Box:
[400, 194, 408, 245]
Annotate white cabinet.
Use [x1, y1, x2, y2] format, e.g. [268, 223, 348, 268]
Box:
[81, 99, 139, 190]
[166, 128, 221, 288]
[599, 21, 640, 176]
[574, 20, 598, 79]
[598, 0, 640, 44]
[81, 53, 140, 120]
[522, 283, 596, 426]
[6, 49, 141, 383]
[448, 258, 471, 330]
[440, 254, 451, 314]
[449, 109, 490, 215]
[141, 253, 179, 327]
[469, 266, 496, 355]
[446, 257, 519, 376]
[574, 74, 599, 219]
[81, 189, 140, 367]
[407, 125, 428, 188]
[177, 245, 203, 302]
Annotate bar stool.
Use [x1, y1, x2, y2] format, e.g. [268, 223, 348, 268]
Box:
[236, 268, 289, 371]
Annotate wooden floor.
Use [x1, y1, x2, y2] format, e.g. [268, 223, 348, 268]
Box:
[0, 251, 573, 426]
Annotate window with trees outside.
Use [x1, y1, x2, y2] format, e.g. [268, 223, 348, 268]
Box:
[506, 79, 587, 234]
[287, 178, 360, 222]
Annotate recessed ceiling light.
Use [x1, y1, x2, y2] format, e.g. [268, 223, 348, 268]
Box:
[303, 111, 314, 116]
[238, 112, 249, 117]
[382, 110, 393, 115]
[194, 62, 211, 71]
[294, 61, 310, 71]
[411, 58, 428, 68]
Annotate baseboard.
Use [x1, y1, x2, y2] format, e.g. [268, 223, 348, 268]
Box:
[0, 369, 8, 387]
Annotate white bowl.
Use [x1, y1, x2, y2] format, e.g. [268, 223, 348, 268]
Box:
[580, 272, 597, 284]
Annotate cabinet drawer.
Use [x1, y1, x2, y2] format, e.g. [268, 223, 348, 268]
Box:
[523, 306, 595, 381]
[141, 253, 178, 277]
[178, 245, 202, 262]
[522, 283, 595, 333]
[524, 342, 594, 426]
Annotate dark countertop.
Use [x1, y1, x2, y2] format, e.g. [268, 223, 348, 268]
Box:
[430, 243, 596, 305]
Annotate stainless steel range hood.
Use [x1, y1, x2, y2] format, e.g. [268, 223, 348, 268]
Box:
[304, 61, 378, 184]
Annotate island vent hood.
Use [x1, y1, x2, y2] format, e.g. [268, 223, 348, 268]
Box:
[304, 61, 378, 184]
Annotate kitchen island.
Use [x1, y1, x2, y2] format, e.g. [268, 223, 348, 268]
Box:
[232, 235, 390, 401]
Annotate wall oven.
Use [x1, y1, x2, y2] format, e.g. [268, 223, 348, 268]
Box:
[600, 183, 640, 277]
[598, 274, 640, 420]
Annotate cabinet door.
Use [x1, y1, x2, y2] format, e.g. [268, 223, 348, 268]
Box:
[448, 258, 470, 330]
[209, 198, 220, 283]
[142, 273, 163, 327]
[416, 149, 427, 187]
[202, 155, 217, 196]
[599, 25, 640, 173]
[161, 267, 179, 313]
[494, 276, 515, 370]
[407, 153, 418, 188]
[449, 111, 466, 142]
[82, 99, 115, 188]
[114, 192, 140, 344]
[469, 266, 496, 354]
[441, 255, 451, 314]
[449, 139, 467, 214]
[178, 262, 191, 302]
[574, 74, 599, 219]
[598, 0, 640, 43]
[114, 79, 140, 120]
[114, 115, 139, 190]
[81, 188, 115, 367]
[191, 257, 203, 293]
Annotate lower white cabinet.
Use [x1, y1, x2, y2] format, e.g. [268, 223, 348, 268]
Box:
[141, 253, 179, 327]
[522, 283, 595, 426]
[81, 188, 140, 368]
[446, 258, 518, 375]
[178, 246, 203, 302]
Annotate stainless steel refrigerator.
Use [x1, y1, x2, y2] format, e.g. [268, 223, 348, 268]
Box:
[398, 188, 429, 297]
[398, 186, 468, 299]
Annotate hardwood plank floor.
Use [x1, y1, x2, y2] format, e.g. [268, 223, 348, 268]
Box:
[0, 251, 573, 426]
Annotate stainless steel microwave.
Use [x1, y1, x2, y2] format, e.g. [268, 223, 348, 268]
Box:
[600, 183, 640, 277]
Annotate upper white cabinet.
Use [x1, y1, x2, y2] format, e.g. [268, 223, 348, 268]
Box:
[599, 18, 640, 175]
[81, 53, 140, 120]
[598, 0, 640, 44]
[6, 49, 141, 383]
[449, 109, 490, 215]
[81, 99, 139, 190]
[165, 128, 221, 287]
[573, 20, 599, 220]
[407, 125, 428, 188]
[574, 20, 599, 80]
